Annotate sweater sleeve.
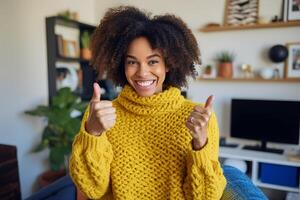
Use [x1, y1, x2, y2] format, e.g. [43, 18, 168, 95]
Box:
[183, 111, 227, 200]
[69, 105, 113, 199]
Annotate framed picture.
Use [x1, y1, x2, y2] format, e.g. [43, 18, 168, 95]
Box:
[62, 39, 80, 58]
[287, 0, 300, 21]
[224, 0, 259, 26]
[285, 42, 300, 79]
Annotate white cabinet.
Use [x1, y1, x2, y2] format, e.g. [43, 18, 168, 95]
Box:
[220, 146, 300, 192]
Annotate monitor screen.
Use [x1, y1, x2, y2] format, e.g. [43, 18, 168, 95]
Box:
[230, 99, 300, 145]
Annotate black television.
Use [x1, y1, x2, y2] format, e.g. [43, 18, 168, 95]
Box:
[230, 99, 300, 154]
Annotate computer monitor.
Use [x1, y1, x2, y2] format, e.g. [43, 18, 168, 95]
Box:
[230, 99, 300, 154]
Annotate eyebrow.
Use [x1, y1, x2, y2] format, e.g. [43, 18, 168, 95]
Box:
[126, 53, 161, 60]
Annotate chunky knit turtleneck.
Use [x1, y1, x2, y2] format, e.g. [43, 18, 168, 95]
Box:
[117, 85, 185, 115]
[70, 85, 226, 200]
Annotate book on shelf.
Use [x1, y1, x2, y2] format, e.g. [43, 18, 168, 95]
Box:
[56, 34, 64, 57]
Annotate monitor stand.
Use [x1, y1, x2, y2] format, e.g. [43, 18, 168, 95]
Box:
[243, 141, 283, 154]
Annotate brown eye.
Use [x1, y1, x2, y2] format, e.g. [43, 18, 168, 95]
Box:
[148, 60, 158, 65]
[126, 60, 136, 65]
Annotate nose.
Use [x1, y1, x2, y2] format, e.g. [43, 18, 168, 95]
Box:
[136, 62, 150, 77]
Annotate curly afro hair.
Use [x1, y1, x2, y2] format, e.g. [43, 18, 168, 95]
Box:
[91, 6, 200, 89]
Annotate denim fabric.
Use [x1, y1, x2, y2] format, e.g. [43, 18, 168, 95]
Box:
[221, 165, 268, 200]
[25, 175, 76, 200]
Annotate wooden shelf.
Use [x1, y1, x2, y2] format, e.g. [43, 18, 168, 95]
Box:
[197, 77, 300, 83]
[200, 21, 300, 32]
[56, 56, 90, 63]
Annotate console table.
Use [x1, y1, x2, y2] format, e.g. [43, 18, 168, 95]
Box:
[220, 146, 300, 192]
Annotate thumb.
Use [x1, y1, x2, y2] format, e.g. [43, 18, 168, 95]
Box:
[91, 82, 101, 102]
[204, 95, 214, 111]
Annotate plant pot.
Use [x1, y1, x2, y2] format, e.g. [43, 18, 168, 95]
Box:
[218, 62, 233, 78]
[81, 48, 92, 60]
[38, 169, 66, 188]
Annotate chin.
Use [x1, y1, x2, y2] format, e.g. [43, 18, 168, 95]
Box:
[134, 88, 156, 97]
[136, 91, 155, 97]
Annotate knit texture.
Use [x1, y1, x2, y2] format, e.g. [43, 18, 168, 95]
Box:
[70, 85, 226, 200]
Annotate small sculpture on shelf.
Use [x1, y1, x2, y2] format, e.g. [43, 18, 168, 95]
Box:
[57, 10, 79, 21]
[268, 44, 289, 79]
[269, 45, 288, 63]
[259, 67, 274, 79]
[240, 64, 254, 78]
[215, 51, 235, 78]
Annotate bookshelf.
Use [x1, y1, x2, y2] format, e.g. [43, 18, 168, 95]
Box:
[45, 16, 96, 103]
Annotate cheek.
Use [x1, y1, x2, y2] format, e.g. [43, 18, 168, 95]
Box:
[155, 67, 167, 81]
[125, 66, 133, 80]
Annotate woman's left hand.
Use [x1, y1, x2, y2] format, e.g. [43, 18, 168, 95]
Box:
[186, 95, 214, 150]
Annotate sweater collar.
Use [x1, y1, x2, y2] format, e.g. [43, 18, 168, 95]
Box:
[116, 85, 185, 116]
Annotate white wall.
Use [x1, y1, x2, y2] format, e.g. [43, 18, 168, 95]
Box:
[95, 0, 300, 137]
[0, 0, 96, 198]
[1, 0, 299, 198]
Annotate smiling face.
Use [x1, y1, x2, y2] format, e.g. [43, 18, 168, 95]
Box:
[125, 37, 168, 97]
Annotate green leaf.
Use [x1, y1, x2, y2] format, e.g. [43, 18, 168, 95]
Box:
[73, 102, 88, 114]
[42, 126, 53, 140]
[81, 31, 91, 48]
[25, 106, 51, 117]
[50, 162, 61, 171]
[49, 146, 68, 171]
[48, 124, 64, 135]
[52, 87, 80, 109]
[48, 108, 70, 126]
[32, 143, 47, 152]
[215, 51, 235, 63]
[64, 118, 81, 139]
[32, 127, 52, 152]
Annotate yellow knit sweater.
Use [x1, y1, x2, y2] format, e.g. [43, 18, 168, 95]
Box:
[69, 85, 226, 200]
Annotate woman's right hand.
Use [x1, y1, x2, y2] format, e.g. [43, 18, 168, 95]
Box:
[85, 83, 116, 136]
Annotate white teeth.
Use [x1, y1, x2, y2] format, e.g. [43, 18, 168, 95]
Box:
[136, 80, 154, 87]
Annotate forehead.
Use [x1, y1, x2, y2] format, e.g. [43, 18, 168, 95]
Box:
[126, 37, 162, 57]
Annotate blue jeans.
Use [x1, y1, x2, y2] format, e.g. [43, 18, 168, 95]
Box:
[221, 165, 268, 200]
[26, 165, 268, 200]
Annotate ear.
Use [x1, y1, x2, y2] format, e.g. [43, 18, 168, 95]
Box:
[166, 67, 169, 72]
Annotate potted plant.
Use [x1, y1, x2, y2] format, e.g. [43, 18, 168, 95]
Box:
[204, 65, 212, 75]
[80, 31, 92, 60]
[25, 87, 87, 187]
[215, 51, 235, 78]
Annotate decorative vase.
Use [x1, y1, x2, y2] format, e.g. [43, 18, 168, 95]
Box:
[218, 62, 233, 78]
[259, 68, 274, 79]
[81, 48, 92, 60]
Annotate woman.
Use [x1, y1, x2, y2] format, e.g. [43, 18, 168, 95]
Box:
[69, 6, 226, 199]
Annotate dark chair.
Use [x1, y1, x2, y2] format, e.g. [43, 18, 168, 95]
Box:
[0, 144, 21, 200]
